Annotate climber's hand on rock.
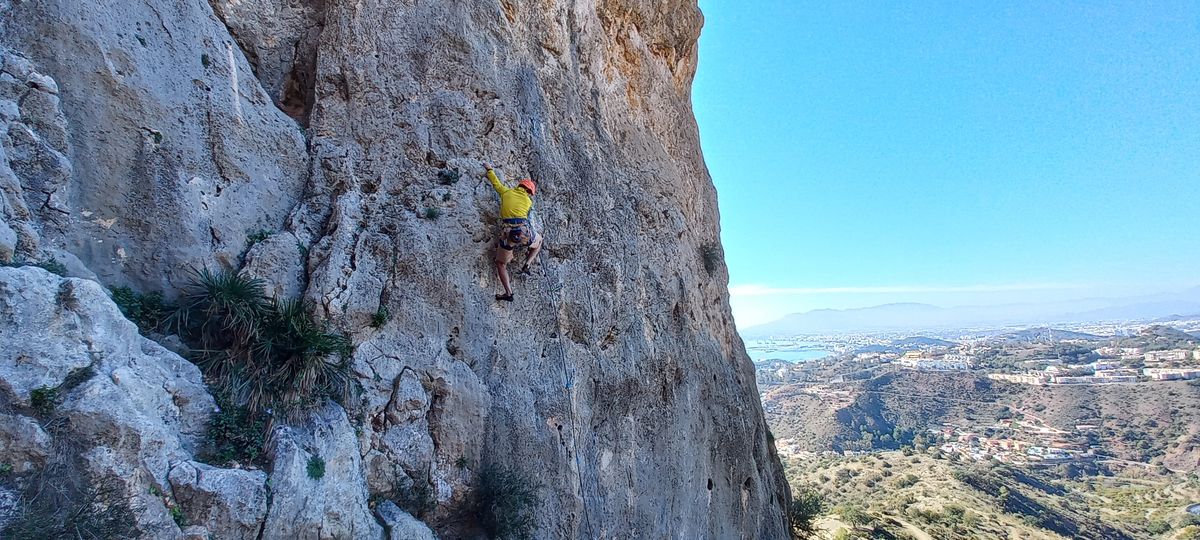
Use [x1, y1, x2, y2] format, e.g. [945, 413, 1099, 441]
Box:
[483, 161, 493, 171]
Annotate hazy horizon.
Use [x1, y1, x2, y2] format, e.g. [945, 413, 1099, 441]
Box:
[731, 282, 1200, 329]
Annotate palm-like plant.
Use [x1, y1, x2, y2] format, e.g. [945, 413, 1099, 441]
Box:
[171, 269, 352, 416]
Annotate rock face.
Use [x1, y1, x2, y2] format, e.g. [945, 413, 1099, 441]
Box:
[0, 0, 791, 538]
[168, 461, 270, 540]
[263, 403, 384, 539]
[0, 266, 216, 537]
[1, 0, 308, 292]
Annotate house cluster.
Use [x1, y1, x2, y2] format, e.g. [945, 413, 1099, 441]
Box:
[1143, 368, 1200, 381]
[990, 357, 1200, 385]
[935, 420, 1091, 464]
[1095, 346, 1146, 361]
[1143, 349, 1200, 365]
[897, 350, 974, 371]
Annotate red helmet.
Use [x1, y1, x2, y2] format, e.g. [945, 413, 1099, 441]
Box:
[518, 178, 536, 196]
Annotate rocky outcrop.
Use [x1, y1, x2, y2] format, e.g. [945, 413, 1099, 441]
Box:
[263, 403, 383, 539]
[375, 500, 436, 540]
[0, 266, 215, 536]
[0, 0, 791, 537]
[289, 1, 789, 537]
[168, 461, 270, 540]
[0, 48, 71, 264]
[1, 0, 308, 292]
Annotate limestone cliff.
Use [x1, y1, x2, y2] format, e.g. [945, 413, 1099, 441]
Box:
[0, 0, 790, 537]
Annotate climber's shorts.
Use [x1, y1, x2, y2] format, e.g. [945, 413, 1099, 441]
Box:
[498, 218, 537, 250]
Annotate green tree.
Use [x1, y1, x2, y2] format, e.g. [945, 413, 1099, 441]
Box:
[839, 505, 873, 530]
[789, 487, 824, 539]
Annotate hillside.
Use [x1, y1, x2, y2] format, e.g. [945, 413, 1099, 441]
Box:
[784, 451, 1200, 540]
[0, 0, 788, 538]
[767, 371, 1200, 470]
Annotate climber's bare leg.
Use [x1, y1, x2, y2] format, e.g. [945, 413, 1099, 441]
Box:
[522, 233, 543, 272]
[494, 245, 514, 299]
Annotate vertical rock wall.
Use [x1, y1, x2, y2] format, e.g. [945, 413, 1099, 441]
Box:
[0, 0, 790, 537]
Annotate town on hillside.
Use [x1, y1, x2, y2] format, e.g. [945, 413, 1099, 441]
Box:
[755, 321, 1200, 467]
[756, 320, 1200, 540]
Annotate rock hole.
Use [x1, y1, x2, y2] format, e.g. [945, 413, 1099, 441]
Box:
[707, 478, 713, 491]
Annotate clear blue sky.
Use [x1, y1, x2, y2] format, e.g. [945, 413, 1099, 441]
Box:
[693, 1, 1200, 327]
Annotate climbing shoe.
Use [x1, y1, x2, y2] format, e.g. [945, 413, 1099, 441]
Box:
[495, 293, 514, 302]
[517, 265, 532, 276]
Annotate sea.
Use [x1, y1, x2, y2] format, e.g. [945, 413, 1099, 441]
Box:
[744, 340, 831, 363]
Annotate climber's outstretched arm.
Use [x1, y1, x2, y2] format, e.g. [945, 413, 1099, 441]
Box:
[483, 162, 508, 195]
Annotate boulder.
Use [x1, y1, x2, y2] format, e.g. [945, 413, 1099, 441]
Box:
[263, 402, 384, 539]
[0, 413, 50, 473]
[169, 460, 269, 540]
[375, 501, 436, 540]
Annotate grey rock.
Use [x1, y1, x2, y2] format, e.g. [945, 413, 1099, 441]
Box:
[181, 525, 212, 540]
[0, 267, 96, 400]
[0, 219, 14, 262]
[0, 0, 791, 536]
[289, 0, 790, 536]
[0, 485, 18, 531]
[207, 0, 324, 121]
[169, 460, 269, 540]
[375, 501, 436, 540]
[0, 266, 215, 535]
[240, 231, 304, 299]
[2, 0, 308, 294]
[263, 402, 384, 540]
[1, 52, 33, 80]
[0, 412, 50, 473]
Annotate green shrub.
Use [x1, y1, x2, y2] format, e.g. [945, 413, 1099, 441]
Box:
[423, 207, 442, 220]
[789, 487, 824, 539]
[307, 455, 326, 480]
[29, 386, 57, 416]
[437, 168, 461, 185]
[1147, 520, 1171, 535]
[171, 268, 352, 416]
[371, 305, 390, 328]
[246, 229, 273, 249]
[169, 505, 187, 527]
[474, 465, 541, 540]
[110, 286, 173, 333]
[700, 243, 721, 275]
[838, 505, 872, 529]
[895, 473, 920, 489]
[455, 455, 469, 469]
[202, 393, 267, 467]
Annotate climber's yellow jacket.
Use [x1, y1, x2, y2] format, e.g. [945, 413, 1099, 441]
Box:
[488, 169, 533, 219]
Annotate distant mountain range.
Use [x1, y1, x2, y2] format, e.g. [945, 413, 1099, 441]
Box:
[742, 287, 1200, 337]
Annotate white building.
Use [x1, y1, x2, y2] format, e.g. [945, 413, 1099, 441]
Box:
[900, 357, 970, 371]
[1143, 368, 1200, 381]
[1145, 350, 1192, 364]
[1091, 360, 1122, 371]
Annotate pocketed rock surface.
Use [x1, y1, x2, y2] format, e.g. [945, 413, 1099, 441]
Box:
[0, 0, 790, 538]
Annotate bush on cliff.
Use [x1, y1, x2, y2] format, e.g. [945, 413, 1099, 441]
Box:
[170, 268, 353, 417]
[474, 465, 541, 540]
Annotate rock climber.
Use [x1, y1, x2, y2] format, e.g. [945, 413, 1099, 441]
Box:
[483, 161, 542, 302]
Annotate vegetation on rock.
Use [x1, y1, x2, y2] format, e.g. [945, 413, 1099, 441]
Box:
[474, 465, 541, 540]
